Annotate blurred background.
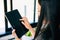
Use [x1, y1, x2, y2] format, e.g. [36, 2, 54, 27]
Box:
[0, 0, 38, 40]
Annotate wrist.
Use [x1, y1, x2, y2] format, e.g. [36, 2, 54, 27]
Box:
[27, 24, 32, 30]
[29, 28, 35, 37]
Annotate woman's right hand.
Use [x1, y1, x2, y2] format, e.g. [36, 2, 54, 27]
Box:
[20, 17, 35, 37]
[20, 17, 32, 30]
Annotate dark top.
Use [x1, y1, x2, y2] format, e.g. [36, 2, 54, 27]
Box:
[34, 0, 59, 40]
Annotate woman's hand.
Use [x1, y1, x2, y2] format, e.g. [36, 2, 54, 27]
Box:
[12, 29, 21, 40]
[20, 17, 35, 37]
[20, 17, 32, 30]
[12, 17, 35, 39]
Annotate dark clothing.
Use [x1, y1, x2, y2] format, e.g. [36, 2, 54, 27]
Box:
[55, 0, 60, 40]
[35, 24, 52, 40]
[34, 0, 59, 40]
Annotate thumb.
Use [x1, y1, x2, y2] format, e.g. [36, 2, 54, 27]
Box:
[21, 21, 25, 25]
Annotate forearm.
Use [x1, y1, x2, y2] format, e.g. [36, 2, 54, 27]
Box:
[28, 26, 35, 37]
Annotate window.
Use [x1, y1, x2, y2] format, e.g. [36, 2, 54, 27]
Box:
[35, 0, 38, 23]
[6, 0, 38, 31]
[0, 0, 5, 35]
[0, 0, 38, 36]
[13, 0, 34, 23]
[7, 0, 36, 28]
[7, 0, 12, 28]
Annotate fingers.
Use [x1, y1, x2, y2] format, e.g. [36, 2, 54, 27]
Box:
[12, 29, 16, 36]
[19, 19, 24, 21]
[12, 29, 15, 34]
[12, 29, 19, 39]
[19, 17, 27, 21]
[19, 19, 25, 25]
[19, 17, 27, 25]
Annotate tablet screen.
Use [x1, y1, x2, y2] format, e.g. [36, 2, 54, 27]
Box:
[5, 9, 28, 38]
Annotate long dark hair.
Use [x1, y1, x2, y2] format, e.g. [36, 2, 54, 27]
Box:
[34, 0, 58, 40]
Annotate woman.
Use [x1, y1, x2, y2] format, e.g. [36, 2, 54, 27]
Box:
[12, 0, 57, 40]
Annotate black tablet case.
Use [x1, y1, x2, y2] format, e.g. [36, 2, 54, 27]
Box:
[5, 9, 28, 38]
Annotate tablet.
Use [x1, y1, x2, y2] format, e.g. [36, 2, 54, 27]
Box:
[5, 9, 28, 38]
